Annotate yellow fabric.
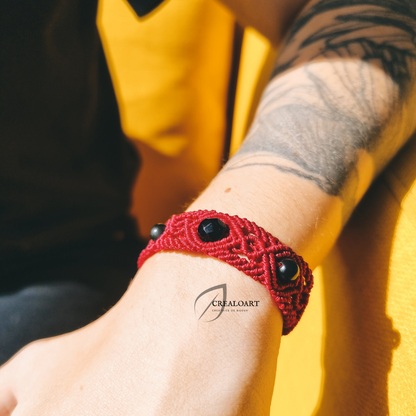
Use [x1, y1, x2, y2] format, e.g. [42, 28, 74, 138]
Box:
[98, 1, 416, 413]
[230, 28, 277, 156]
[97, 0, 235, 235]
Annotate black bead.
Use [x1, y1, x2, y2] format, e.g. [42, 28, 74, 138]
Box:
[150, 223, 166, 241]
[277, 258, 300, 282]
[198, 218, 229, 242]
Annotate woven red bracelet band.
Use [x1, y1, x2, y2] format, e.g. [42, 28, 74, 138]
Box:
[137, 210, 313, 335]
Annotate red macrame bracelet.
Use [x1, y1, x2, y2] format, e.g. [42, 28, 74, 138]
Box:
[137, 210, 313, 335]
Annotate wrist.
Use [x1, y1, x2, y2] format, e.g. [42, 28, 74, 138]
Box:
[111, 252, 281, 413]
[187, 154, 342, 269]
[124, 251, 282, 340]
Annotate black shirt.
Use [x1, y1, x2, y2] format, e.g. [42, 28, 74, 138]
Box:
[0, 0, 163, 282]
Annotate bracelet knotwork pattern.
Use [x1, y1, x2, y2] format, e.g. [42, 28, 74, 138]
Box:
[138, 210, 314, 335]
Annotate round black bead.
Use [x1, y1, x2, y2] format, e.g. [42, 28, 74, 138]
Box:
[150, 223, 166, 241]
[198, 218, 229, 242]
[277, 258, 300, 282]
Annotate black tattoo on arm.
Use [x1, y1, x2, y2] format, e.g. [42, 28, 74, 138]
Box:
[229, 0, 416, 198]
[274, 0, 416, 90]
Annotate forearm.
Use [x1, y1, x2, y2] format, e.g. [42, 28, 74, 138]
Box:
[192, 0, 416, 269]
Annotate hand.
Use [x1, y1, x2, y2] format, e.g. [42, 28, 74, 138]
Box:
[0, 253, 282, 416]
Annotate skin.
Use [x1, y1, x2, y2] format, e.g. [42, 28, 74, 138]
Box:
[1, 0, 416, 414]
